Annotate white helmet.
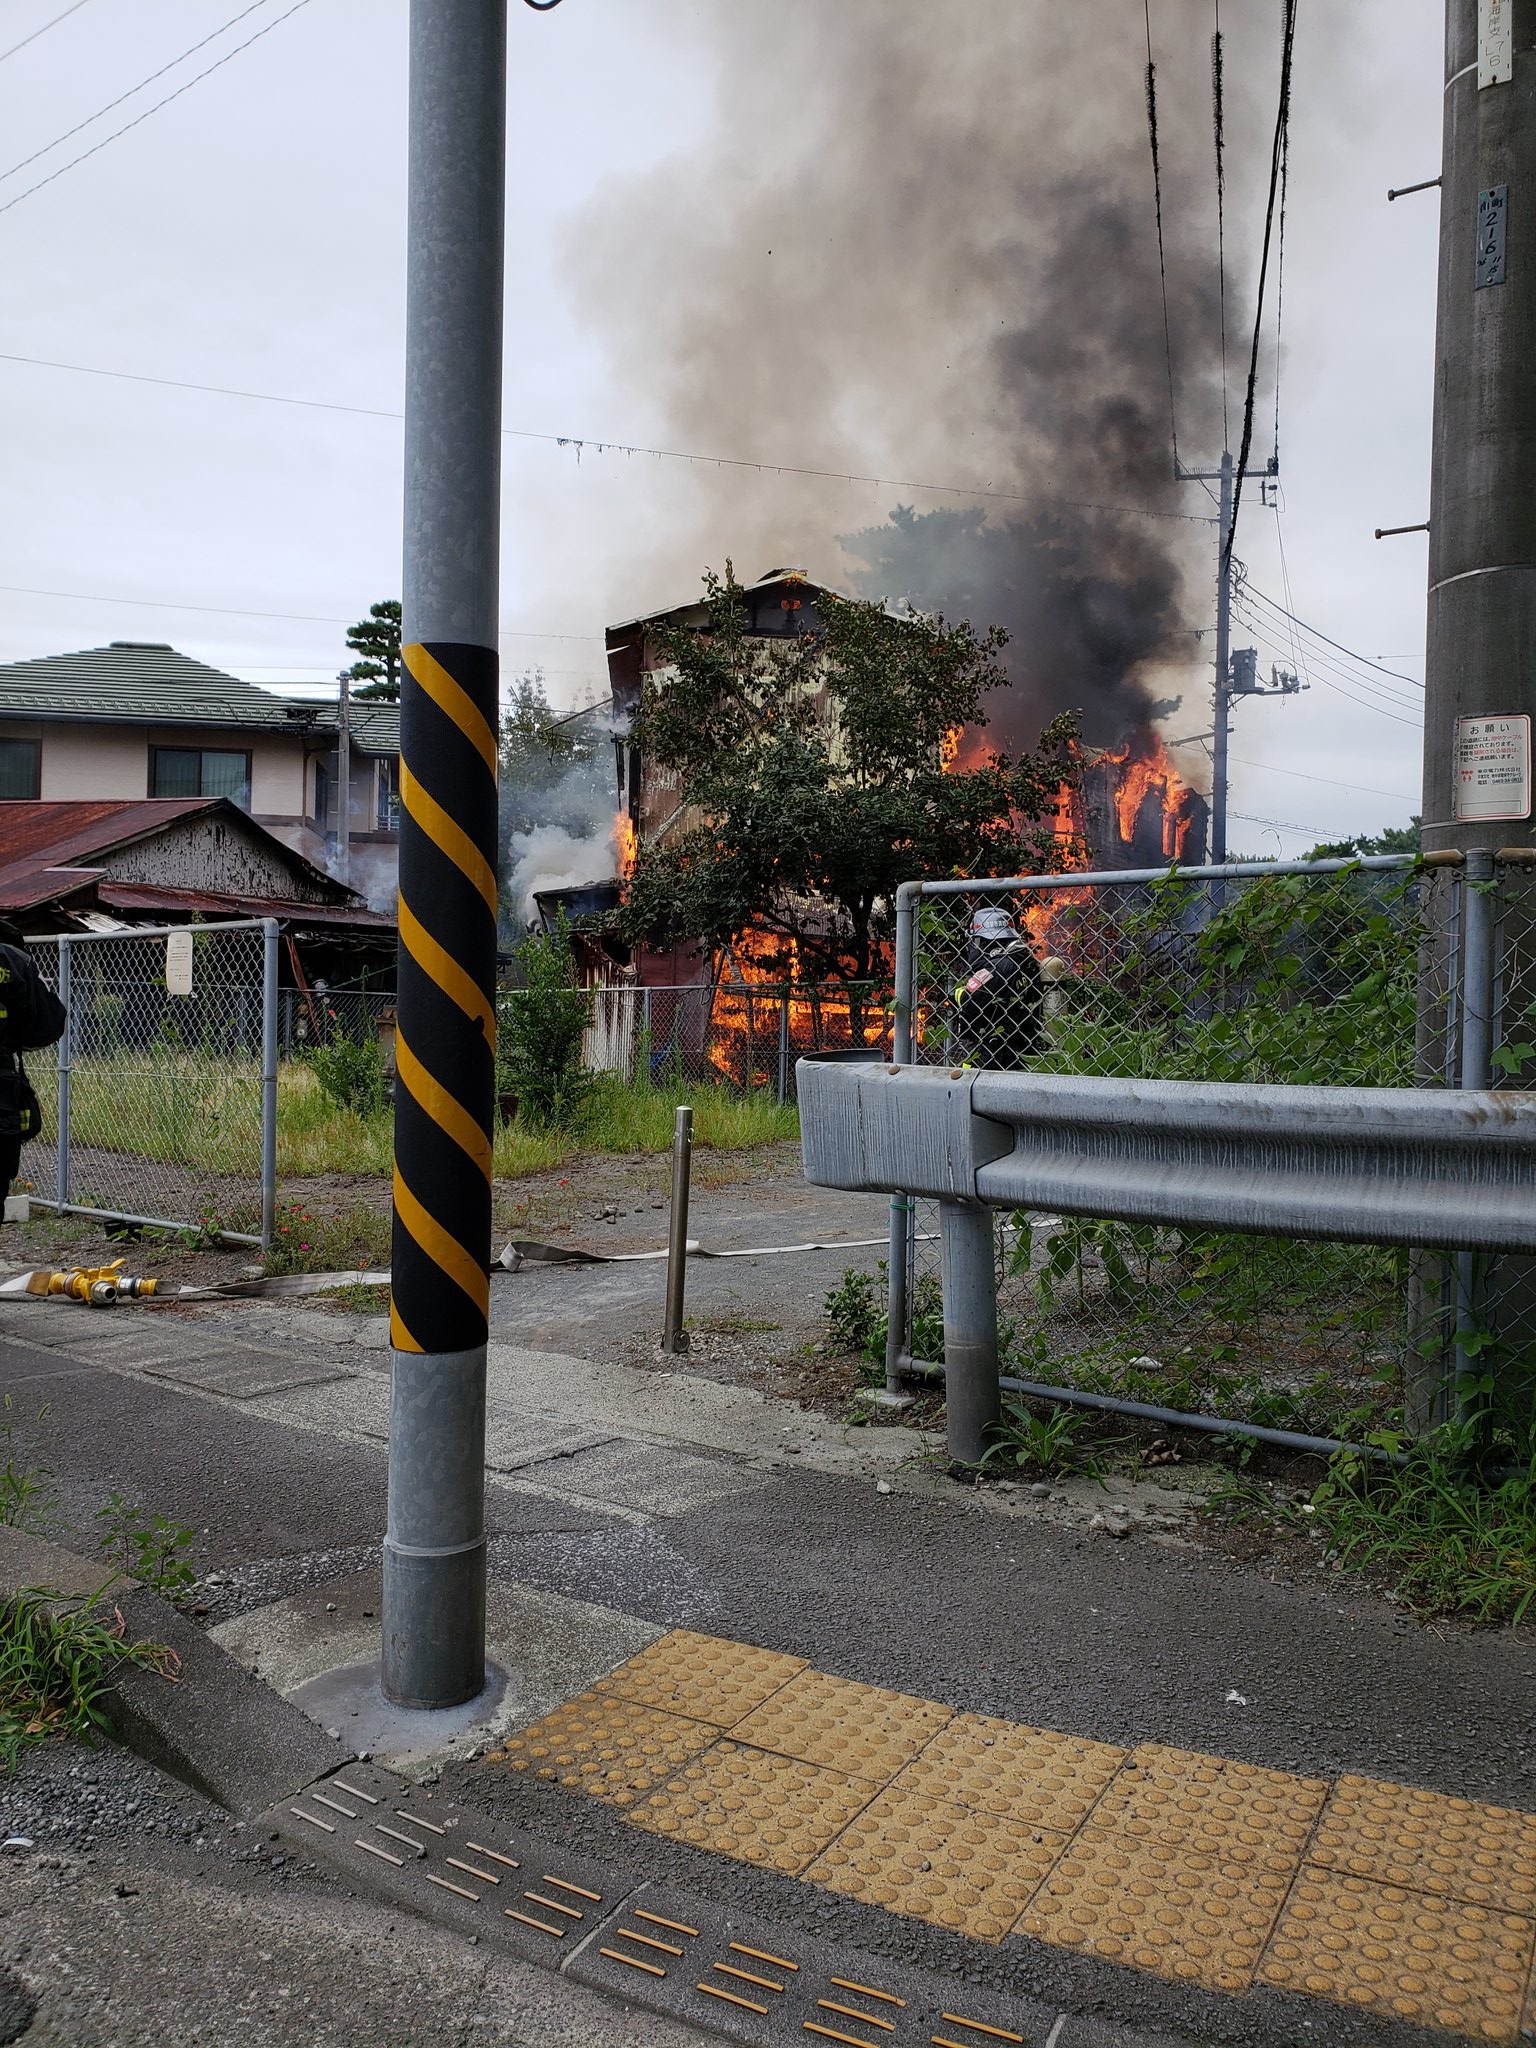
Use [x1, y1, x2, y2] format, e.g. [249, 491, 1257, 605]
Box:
[970, 907, 1016, 944]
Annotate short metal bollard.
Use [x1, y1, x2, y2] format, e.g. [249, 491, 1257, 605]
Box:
[661, 1104, 694, 1353]
[938, 1198, 1000, 1465]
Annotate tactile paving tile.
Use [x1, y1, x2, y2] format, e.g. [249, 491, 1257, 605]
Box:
[729, 1667, 954, 1781]
[1259, 1870, 1535, 2042]
[488, 1694, 721, 1807]
[1018, 1839, 1295, 1994]
[625, 1739, 877, 1875]
[1083, 1741, 1327, 1870]
[591, 1629, 807, 1727]
[890, 1713, 1125, 1833]
[805, 1783, 1068, 1943]
[1307, 1773, 1536, 1913]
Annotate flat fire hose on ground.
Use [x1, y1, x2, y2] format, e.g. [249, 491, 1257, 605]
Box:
[0, 1233, 927, 1306]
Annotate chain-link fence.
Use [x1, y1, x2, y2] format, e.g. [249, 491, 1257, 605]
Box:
[24, 922, 277, 1247]
[575, 981, 889, 1099]
[892, 855, 1536, 1444]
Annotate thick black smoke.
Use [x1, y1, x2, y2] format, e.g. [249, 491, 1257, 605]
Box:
[570, 3, 1326, 758]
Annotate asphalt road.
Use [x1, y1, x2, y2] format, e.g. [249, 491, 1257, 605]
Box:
[4, 1292, 1535, 2047]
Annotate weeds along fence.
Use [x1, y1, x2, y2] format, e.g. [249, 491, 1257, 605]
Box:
[890, 853, 1536, 1448]
[571, 981, 890, 1100]
[25, 923, 278, 1248]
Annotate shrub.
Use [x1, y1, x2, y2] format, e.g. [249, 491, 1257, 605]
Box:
[498, 914, 593, 1130]
[309, 1032, 388, 1116]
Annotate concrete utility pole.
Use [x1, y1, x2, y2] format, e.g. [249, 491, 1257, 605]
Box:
[1412, 0, 1536, 1428]
[335, 669, 351, 890]
[1422, 0, 1536, 862]
[384, 0, 506, 1709]
[1178, 451, 1293, 861]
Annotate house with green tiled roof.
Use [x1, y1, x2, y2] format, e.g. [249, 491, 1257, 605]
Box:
[0, 641, 399, 894]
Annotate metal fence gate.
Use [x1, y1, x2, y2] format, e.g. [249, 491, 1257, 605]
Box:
[24, 921, 278, 1249]
[886, 852, 1536, 1441]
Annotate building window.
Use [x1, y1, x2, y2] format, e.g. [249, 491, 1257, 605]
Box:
[0, 738, 40, 799]
[376, 758, 398, 832]
[313, 761, 330, 830]
[151, 746, 251, 809]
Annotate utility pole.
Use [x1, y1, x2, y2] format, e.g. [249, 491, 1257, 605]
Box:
[1411, 0, 1536, 1428]
[384, 0, 506, 1710]
[1422, 0, 1535, 863]
[1178, 450, 1294, 861]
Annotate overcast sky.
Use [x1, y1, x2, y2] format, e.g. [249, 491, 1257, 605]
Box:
[0, 0, 1442, 854]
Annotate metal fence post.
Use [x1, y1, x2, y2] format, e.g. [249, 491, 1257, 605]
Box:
[939, 1198, 999, 1465]
[777, 991, 789, 1104]
[881, 883, 922, 1403]
[55, 936, 72, 1210]
[261, 921, 279, 1251]
[1453, 849, 1498, 1420]
[661, 1104, 693, 1352]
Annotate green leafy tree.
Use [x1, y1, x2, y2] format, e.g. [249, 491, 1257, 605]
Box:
[343, 599, 403, 701]
[621, 564, 1079, 1014]
[1308, 820, 1421, 860]
[498, 912, 593, 1128]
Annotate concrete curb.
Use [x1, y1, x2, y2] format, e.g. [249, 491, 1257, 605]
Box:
[1, 1528, 341, 1818]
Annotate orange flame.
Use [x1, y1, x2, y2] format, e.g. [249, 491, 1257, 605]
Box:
[614, 810, 638, 878]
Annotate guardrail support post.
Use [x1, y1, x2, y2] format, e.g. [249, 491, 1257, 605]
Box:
[939, 1197, 999, 1465]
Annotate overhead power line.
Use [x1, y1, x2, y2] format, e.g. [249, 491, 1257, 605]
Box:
[1239, 580, 1423, 688]
[0, 0, 94, 66]
[0, 0, 313, 219]
[0, 348, 1215, 524]
[1165, 737, 1415, 803]
[0, 579, 602, 641]
[1223, 0, 1299, 580]
[0, 0, 274, 186]
[1211, 3, 1229, 448]
[1142, 0, 1182, 469]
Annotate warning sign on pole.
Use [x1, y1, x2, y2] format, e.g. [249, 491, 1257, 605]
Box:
[1454, 713, 1532, 821]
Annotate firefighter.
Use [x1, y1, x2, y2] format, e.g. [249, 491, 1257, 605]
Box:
[0, 918, 67, 1201]
[953, 906, 1045, 1069]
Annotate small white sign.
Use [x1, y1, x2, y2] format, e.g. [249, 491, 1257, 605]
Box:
[1454, 713, 1531, 821]
[1480, 0, 1513, 86]
[165, 928, 195, 997]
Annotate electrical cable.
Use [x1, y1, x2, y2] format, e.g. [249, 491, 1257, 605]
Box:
[0, 0, 94, 66]
[0, 0, 312, 219]
[1223, 0, 1298, 584]
[0, 348, 1214, 524]
[1271, 75, 1290, 465]
[1239, 580, 1423, 687]
[1232, 601, 1421, 726]
[0, 579, 603, 640]
[0, 0, 275, 185]
[1143, 0, 1182, 470]
[1163, 739, 1415, 803]
[1212, 3, 1229, 448]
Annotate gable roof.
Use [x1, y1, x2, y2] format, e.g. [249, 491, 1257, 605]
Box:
[0, 797, 357, 914]
[0, 642, 400, 755]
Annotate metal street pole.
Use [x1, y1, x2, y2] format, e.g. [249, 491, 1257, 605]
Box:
[384, 0, 506, 1710]
[336, 669, 352, 890]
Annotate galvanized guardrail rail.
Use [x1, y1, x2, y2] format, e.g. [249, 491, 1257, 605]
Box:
[798, 1059, 1536, 1463]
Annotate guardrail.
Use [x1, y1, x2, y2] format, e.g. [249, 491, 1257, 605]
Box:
[798, 1059, 1536, 1462]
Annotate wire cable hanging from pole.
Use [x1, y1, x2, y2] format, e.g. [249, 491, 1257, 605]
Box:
[1143, 0, 1182, 470]
[1212, 2, 1229, 448]
[1272, 79, 1291, 465]
[1223, 0, 1299, 582]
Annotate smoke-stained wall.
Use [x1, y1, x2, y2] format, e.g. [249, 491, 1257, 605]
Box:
[568, 2, 1337, 758]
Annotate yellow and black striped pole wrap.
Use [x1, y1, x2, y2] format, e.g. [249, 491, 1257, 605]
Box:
[391, 639, 498, 1359]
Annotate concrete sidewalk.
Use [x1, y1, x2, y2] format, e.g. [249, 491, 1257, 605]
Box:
[4, 1284, 1535, 2045]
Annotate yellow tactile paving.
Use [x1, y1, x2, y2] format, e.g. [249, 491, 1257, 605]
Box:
[1084, 1741, 1328, 1870]
[626, 1738, 877, 1875]
[1308, 1774, 1536, 1912]
[805, 1784, 1067, 1943]
[492, 1627, 1536, 2039]
[1260, 1871, 1535, 2042]
[489, 1694, 720, 1807]
[890, 1714, 1125, 1833]
[729, 1667, 954, 1781]
[1018, 1839, 1296, 1994]
[589, 1629, 807, 1726]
